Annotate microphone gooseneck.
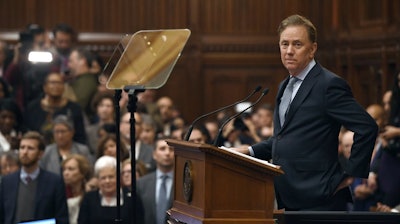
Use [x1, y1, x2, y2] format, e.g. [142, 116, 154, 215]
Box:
[213, 88, 269, 146]
[184, 86, 262, 141]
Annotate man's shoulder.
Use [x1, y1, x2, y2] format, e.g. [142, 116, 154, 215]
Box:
[137, 171, 156, 184]
[1, 170, 20, 184]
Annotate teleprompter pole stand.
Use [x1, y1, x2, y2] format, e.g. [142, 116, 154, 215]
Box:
[113, 89, 123, 223]
[113, 86, 144, 223]
[125, 86, 145, 224]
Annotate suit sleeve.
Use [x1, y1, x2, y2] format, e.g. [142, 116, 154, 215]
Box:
[0, 179, 5, 224]
[251, 136, 274, 161]
[325, 76, 378, 177]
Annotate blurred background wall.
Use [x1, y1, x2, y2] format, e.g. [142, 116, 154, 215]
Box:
[1, 0, 399, 122]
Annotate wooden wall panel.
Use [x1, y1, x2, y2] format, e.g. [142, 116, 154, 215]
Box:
[0, 0, 400, 122]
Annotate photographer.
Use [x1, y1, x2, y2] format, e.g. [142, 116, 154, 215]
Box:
[4, 24, 53, 111]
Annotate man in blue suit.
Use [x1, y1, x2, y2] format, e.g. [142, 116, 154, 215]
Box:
[0, 131, 69, 224]
[236, 14, 378, 211]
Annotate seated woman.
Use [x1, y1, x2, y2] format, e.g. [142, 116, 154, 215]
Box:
[62, 154, 92, 224]
[78, 156, 144, 224]
[40, 115, 93, 175]
[96, 134, 129, 162]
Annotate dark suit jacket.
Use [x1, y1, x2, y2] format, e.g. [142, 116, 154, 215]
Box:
[0, 169, 69, 224]
[136, 171, 174, 224]
[252, 62, 378, 210]
[78, 188, 143, 224]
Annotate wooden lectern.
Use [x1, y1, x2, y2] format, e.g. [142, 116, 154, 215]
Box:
[166, 139, 284, 224]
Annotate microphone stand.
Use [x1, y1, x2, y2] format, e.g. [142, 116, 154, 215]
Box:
[213, 88, 269, 147]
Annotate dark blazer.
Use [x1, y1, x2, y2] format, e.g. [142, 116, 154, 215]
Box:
[136, 171, 174, 224]
[78, 187, 144, 224]
[0, 169, 69, 224]
[137, 141, 156, 172]
[252, 62, 378, 210]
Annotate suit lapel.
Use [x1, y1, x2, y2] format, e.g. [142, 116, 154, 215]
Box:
[283, 64, 322, 126]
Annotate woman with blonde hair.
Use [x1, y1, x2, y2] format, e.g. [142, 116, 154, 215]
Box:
[62, 154, 92, 224]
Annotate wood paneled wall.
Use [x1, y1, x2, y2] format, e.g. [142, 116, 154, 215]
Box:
[0, 0, 399, 122]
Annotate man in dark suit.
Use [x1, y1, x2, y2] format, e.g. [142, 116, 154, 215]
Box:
[120, 111, 156, 171]
[137, 137, 174, 224]
[235, 14, 378, 211]
[0, 131, 69, 224]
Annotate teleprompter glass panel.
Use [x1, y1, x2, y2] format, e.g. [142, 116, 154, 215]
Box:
[105, 29, 191, 89]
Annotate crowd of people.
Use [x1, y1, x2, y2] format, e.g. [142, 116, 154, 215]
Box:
[0, 17, 399, 224]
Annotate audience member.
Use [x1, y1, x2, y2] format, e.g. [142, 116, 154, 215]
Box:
[137, 137, 174, 224]
[0, 40, 12, 78]
[0, 78, 12, 100]
[0, 131, 69, 223]
[204, 119, 219, 144]
[0, 98, 25, 152]
[120, 158, 148, 191]
[4, 24, 52, 111]
[0, 150, 20, 181]
[382, 90, 392, 125]
[62, 154, 92, 224]
[24, 72, 87, 145]
[187, 125, 210, 144]
[139, 114, 157, 147]
[373, 71, 400, 209]
[376, 202, 400, 213]
[86, 91, 115, 154]
[154, 96, 177, 136]
[137, 89, 158, 115]
[78, 155, 144, 224]
[40, 115, 93, 175]
[120, 111, 155, 171]
[251, 103, 274, 140]
[96, 133, 129, 162]
[51, 23, 76, 75]
[67, 47, 98, 119]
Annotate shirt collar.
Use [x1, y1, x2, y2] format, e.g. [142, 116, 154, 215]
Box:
[292, 59, 316, 81]
[20, 167, 40, 181]
[156, 169, 174, 179]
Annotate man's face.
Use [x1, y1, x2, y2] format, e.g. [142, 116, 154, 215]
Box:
[67, 50, 82, 76]
[54, 31, 73, 56]
[153, 140, 174, 170]
[157, 97, 174, 122]
[19, 139, 43, 168]
[279, 25, 317, 76]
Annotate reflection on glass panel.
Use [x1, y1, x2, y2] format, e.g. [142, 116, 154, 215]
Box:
[104, 29, 191, 90]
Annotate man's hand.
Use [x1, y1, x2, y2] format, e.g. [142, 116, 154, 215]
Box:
[230, 146, 250, 155]
[334, 176, 354, 194]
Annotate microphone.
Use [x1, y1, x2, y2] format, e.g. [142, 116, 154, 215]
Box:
[184, 86, 262, 141]
[213, 88, 269, 146]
